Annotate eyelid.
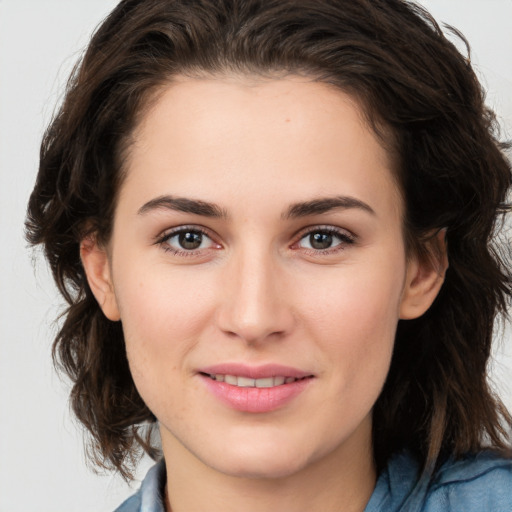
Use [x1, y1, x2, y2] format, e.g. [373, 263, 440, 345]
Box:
[153, 223, 356, 257]
[155, 224, 211, 241]
[293, 224, 356, 241]
[154, 224, 222, 254]
[291, 224, 356, 252]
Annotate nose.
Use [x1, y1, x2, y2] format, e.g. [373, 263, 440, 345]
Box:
[216, 248, 295, 344]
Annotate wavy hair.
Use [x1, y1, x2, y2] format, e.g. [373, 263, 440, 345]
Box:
[26, 0, 512, 479]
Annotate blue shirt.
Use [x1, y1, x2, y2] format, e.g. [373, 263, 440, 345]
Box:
[114, 451, 512, 511]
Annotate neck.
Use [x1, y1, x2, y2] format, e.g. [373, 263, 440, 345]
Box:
[161, 418, 376, 512]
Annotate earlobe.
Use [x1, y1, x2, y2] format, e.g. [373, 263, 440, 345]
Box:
[399, 229, 449, 320]
[80, 236, 121, 321]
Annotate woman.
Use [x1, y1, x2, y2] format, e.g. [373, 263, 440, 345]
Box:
[26, 0, 512, 510]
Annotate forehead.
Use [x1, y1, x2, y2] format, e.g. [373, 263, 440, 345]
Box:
[120, 75, 402, 221]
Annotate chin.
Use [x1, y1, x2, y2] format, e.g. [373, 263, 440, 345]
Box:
[210, 451, 310, 480]
[197, 431, 321, 480]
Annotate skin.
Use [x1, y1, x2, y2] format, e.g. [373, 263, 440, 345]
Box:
[82, 75, 446, 512]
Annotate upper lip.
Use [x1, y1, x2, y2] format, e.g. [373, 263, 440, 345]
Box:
[197, 363, 314, 380]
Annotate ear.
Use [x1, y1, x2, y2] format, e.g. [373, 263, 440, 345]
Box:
[80, 236, 121, 321]
[399, 229, 449, 320]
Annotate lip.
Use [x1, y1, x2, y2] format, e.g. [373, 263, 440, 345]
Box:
[197, 363, 315, 413]
[198, 363, 313, 380]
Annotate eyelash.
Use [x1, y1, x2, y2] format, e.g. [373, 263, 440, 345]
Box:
[154, 225, 356, 257]
[155, 226, 219, 257]
[292, 226, 356, 255]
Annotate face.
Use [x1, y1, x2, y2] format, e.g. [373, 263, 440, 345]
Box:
[84, 75, 440, 480]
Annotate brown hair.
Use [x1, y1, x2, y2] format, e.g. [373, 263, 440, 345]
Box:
[26, 0, 512, 479]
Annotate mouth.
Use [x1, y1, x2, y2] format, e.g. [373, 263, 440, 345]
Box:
[197, 364, 315, 413]
[200, 372, 313, 388]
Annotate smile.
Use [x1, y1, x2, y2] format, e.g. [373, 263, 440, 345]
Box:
[203, 373, 309, 388]
[199, 369, 314, 412]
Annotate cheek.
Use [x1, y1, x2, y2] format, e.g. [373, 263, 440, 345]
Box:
[301, 261, 404, 393]
[115, 262, 215, 339]
[305, 263, 403, 338]
[111, 263, 218, 393]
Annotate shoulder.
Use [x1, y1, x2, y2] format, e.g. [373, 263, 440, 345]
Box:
[365, 451, 512, 512]
[113, 460, 166, 512]
[113, 493, 141, 512]
[425, 451, 512, 511]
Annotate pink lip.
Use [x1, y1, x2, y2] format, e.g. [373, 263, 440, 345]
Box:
[197, 363, 314, 413]
[198, 363, 312, 380]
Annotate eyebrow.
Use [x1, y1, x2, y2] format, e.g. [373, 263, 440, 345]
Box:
[283, 196, 375, 219]
[137, 194, 374, 220]
[137, 195, 228, 218]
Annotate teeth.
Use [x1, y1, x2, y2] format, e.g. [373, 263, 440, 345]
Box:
[209, 374, 301, 388]
[237, 376, 255, 387]
[255, 377, 274, 388]
[224, 375, 237, 385]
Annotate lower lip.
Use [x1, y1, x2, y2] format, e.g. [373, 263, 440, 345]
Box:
[200, 375, 313, 413]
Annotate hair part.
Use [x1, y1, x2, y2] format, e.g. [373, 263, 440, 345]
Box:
[26, 0, 512, 479]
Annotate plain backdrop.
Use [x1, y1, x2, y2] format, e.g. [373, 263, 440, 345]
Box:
[0, 1, 511, 511]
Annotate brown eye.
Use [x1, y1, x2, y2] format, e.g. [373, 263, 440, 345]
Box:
[296, 228, 355, 253]
[309, 232, 333, 250]
[159, 227, 219, 254]
[178, 231, 203, 250]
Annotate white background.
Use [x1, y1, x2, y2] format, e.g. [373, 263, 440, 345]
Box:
[0, 1, 511, 511]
